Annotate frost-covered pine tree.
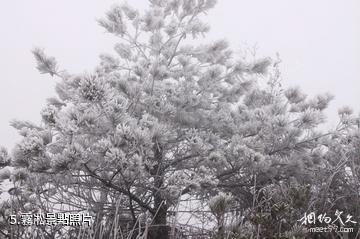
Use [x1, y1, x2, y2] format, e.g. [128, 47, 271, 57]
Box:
[3, 0, 357, 238]
[8, 1, 272, 237]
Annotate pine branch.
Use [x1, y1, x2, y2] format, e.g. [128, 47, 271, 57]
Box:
[83, 163, 156, 214]
[32, 48, 58, 76]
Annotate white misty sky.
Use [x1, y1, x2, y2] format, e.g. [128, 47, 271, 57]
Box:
[0, 0, 359, 150]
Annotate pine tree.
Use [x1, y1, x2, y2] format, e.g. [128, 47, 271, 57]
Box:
[8, 1, 273, 238]
[3, 0, 359, 238]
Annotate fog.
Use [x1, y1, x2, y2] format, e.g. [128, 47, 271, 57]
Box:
[0, 0, 359, 149]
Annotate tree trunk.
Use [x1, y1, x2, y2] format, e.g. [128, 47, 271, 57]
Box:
[150, 200, 169, 239]
[148, 143, 169, 239]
